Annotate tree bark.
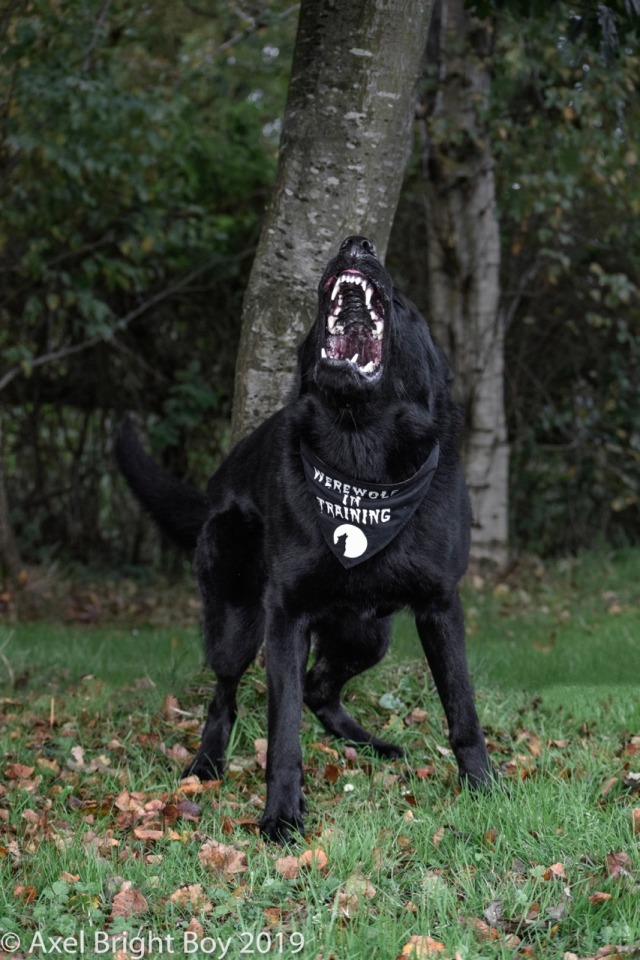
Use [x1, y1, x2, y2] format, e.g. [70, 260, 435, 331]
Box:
[422, 0, 509, 566]
[231, 0, 434, 441]
[0, 416, 21, 582]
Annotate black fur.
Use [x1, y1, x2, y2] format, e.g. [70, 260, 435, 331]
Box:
[116, 236, 491, 842]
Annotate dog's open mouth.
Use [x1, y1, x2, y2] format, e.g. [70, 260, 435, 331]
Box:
[321, 270, 384, 378]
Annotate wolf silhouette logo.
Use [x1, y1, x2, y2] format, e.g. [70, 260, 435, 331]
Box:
[333, 524, 368, 559]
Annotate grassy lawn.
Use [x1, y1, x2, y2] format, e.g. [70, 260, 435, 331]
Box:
[0, 550, 639, 959]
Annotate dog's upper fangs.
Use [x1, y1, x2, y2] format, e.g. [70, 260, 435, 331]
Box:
[322, 269, 384, 377]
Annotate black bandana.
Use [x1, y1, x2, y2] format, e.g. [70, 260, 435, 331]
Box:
[300, 441, 440, 568]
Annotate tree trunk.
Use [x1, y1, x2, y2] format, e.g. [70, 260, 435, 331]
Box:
[0, 416, 22, 582]
[422, 0, 509, 566]
[231, 0, 434, 441]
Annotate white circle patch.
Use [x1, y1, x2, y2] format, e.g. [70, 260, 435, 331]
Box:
[333, 524, 368, 559]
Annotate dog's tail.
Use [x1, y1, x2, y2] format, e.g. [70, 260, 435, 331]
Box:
[114, 414, 209, 551]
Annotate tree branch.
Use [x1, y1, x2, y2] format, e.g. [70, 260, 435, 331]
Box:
[0, 256, 233, 394]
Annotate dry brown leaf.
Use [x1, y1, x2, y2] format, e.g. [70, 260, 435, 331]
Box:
[405, 708, 429, 725]
[606, 850, 633, 879]
[311, 741, 340, 760]
[632, 808, 640, 835]
[548, 861, 567, 880]
[178, 775, 221, 795]
[274, 855, 299, 880]
[432, 826, 446, 848]
[298, 847, 329, 872]
[60, 872, 80, 883]
[337, 874, 376, 917]
[111, 883, 148, 918]
[185, 918, 205, 940]
[589, 892, 613, 905]
[14, 885, 37, 903]
[415, 766, 436, 779]
[599, 776, 619, 798]
[162, 694, 181, 720]
[399, 935, 446, 957]
[169, 883, 213, 913]
[198, 840, 248, 876]
[133, 825, 164, 841]
[5, 763, 35, 780]
[254, 738, 268, 770]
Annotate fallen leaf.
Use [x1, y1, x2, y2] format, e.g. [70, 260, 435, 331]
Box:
[298, 847, 328, 872]
[483, 899, 502, 927]
[162, 694, 181, 720]
[133, 826, 164, 841]
[168, 883, 212, 912]
[399, 935, 446, 957]
[5, 763, 35, 780]
[337, 873, 376, 917]
[632, 808, 640, 834]
[185, 918, 205, 940]
[111, 883, 148, 918]
[254, 738, 268, 770]
[324, 763, 341, 783]
[405, 708, 429, 725]
[14, 885, 37, 903]
[198, 840, 247, 876]
[415, 766, 436, 779]
[432, 826, 446, 849]
[589, 892, 613, 905]
[311, 742, 340, 760]
[274, 855, 299, 880]
[600, 777, 619, 798]
[606, 850, 633, 879]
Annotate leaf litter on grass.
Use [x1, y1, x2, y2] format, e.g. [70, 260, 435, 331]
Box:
[2, 556, 640, 956]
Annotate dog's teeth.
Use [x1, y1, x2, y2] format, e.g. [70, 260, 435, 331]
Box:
[321, 348, 327, 358]
[365, 284, 373, 307]
[374, 319, 384, 339]
[350, 353, 359, 364]
[328, 314, 336, 332]
[361, 360, 375, 374]
[331, 279, 341, 301]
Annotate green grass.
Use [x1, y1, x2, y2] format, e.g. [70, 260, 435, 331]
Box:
[1, 550, 639, 959]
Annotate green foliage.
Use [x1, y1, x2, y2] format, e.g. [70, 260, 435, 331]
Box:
[0, 0, 295, 563]
[489, 4, 640, 551]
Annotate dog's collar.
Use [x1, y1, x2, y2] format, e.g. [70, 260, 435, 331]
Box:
[300, 441, 440, 568]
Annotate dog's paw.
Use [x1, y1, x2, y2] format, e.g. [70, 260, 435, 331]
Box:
[459, 762, 496, 791]
[259, 813, 305, 845]
[180, 754, 224, 783]
[370, 738, 404, 760]
[260, 792, 307, 844]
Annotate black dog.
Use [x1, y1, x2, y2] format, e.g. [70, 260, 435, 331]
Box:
[116, 236, 491, 842]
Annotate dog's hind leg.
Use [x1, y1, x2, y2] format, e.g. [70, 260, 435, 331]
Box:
[304, 614, 403, 759]
[414, 592, 491, 788]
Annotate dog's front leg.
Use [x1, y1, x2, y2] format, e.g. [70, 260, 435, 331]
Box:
[414, 592, 492, 789]
[260, 597, 311, 843]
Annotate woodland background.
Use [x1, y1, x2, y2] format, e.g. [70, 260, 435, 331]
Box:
[0, 0, 639, 583]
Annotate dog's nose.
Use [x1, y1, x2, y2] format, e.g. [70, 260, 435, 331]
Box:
[340, 236, 378, 260]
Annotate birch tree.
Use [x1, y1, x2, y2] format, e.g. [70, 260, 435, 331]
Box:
[231, 0, 434, 440]
[421, 0, 509, 565]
